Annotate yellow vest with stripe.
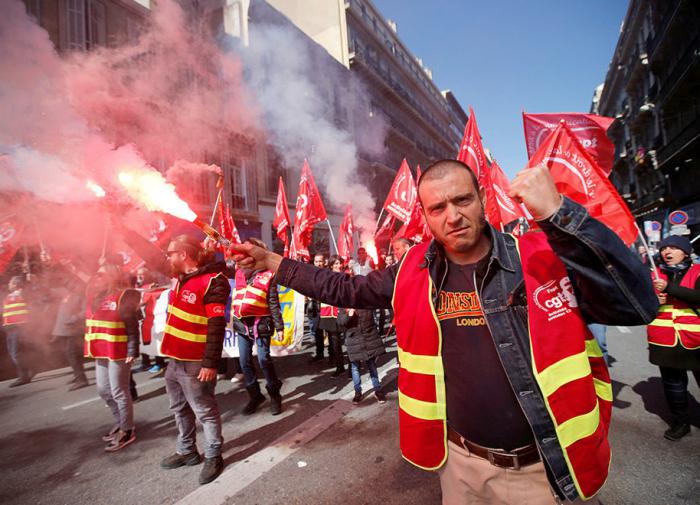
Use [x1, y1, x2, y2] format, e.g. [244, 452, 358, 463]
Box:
[84, 291, 128, 360]
[647, 265, 700, 350]
[3, 292, 30, 326]
[392, 232, 612, 499]
[232, 269, 273, 319]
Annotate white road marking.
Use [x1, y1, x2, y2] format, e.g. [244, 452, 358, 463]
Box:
[175, 360, 398, 505]
[616, 326, 631, 334]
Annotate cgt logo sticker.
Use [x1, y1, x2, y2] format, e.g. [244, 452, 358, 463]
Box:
[181, 290, 197, 304]
[533, 276, 578, 322]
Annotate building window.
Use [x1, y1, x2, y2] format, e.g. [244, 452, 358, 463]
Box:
[65, 0, 106, 51]
[226, 157, 248, 210]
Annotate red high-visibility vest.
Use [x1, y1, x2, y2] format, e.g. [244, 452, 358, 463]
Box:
[392, 232, 612, 500]
[320, 303, 339, 318]
[647, 265, 700, 350]
[232, 269, 273, 319]
[84, 291, 128, 361]
[3, 292, 29, 326]
[161, 272, 223, 361]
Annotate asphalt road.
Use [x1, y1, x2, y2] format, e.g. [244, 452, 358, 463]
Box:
[0, 326, 698, 505]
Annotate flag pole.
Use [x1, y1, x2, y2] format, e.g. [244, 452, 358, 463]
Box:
[209, 188, 223, 227]
[636, 226, 660, 280]
[375, 208, 384, 230]
[326, 220, 339, 255]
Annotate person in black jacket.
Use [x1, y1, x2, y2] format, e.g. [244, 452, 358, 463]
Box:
[649, 235, 700, 441]
[339, 307, 386, 404]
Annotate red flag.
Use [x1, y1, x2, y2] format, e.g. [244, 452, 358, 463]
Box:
[528, 121, 637, 245]
[337, 205, 354, 260]
[273, 177, 292, 256]
[292, 160, 327, 261]
[382, 159, 416, 223]
[375, 212, 395, 245]
[0, 217, 24, 273]
[397, 166, 432, 243]
[523, 112, 615, 176]
[457, 107, 490, 188]
[224, 205, 241, 244]
[484, 160, 526, 229]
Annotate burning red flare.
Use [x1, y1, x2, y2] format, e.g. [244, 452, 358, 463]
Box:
[364, 241, 379, 265]
[86, 180, 106, 198]
[118, 169, 196, 222]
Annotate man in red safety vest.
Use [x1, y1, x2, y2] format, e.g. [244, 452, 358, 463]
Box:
[231, 160, 658, 504]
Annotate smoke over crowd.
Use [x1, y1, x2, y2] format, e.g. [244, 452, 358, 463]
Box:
[0, 0, 386, 268]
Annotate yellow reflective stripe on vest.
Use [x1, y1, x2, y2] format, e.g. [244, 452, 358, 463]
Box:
[242, 297, 269, 308]
[398, 390, 446, 420]
[84, 332, 128, 343]
[167, 305, 208, 325]
[593, 378, 613, 402]
[397, 347, 441, 375]
[3, 310, 29, 317]
[537, 350, 591, 397]
[584, 338, 603, 358]
[677, 323, 700, 331]
[3, 303, 27, 309]
[674, 307, 698, 317]
[649, 318, 674, 327]
[246, 286, 267, 298]
[86, 319, 126, 329]
[556, 403, 601, 449]
[164, 324, 207, 343]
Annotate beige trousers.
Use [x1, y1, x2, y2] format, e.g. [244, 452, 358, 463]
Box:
[439, 440, 599, 505]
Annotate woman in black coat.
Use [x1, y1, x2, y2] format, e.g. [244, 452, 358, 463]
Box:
[338, 307, 386, 404]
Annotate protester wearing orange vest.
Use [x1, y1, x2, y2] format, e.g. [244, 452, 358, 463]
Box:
[2, 276, 33, 387]
[231, 160, 659, 504]
[648, 235, 700, 441]
[159, 235, 230, 485]
[84, 263, 140, 451]
[232, 238, 285, 416]
[319, 255, 347, 377]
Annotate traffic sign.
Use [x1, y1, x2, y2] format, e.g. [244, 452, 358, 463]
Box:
[669, 210, 689, 225]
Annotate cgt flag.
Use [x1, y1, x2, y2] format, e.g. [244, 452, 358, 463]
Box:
[337, 205, 354, 260]
[292, 160, 327, 261]
[523, 112, 615, 176]
[273, 177, 292, 256]
[528, 121, 637, 245]
[396, 165, 432, 243]
[485, 160, 525, 229]
[382, 159, 416, 223]
[0, 217, 23, 274]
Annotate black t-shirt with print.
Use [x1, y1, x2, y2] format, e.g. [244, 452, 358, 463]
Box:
[439, 260, 534, 450]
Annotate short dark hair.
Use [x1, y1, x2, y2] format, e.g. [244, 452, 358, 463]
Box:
[171, 234, 206, 265]
[418, 159, 480, 197]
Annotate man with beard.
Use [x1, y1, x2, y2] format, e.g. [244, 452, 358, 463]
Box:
[229, 160, 658, 504]
[159, 235, 230, 485]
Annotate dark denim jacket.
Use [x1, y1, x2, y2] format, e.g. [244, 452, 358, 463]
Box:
[276, 197, 659, 501]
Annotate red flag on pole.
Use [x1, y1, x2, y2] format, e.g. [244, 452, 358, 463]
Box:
[292, 160, 327, 261]
[484, 160, 525, 229]
[457, 107, 490, 188]
[528, 121, 637, 245]
[218, 196, 241, 245]
[0, 217, 23, 273]
[375, 212, 395, 245]
[396, 166, 432, 243]
[337, 205, 354, 261]
[382, 159, 417, 223]
[523, 112, 615, 176]
[273, 177, 292, 256]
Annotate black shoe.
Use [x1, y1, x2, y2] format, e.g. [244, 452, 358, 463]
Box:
[9, 378, 30, 388]
[664, 423, 690, 441]
[161, 451, 202, 469]
[269, 392, 282, 415]
[242, 391, 266, 416]
[331, 367, 345, 378]
[69, 379, 89, 391]
[352, 392, 362, 404]
[309, 355, 324, 363]
[199, 456, 224, 485]
[375, 391, 387, 404]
